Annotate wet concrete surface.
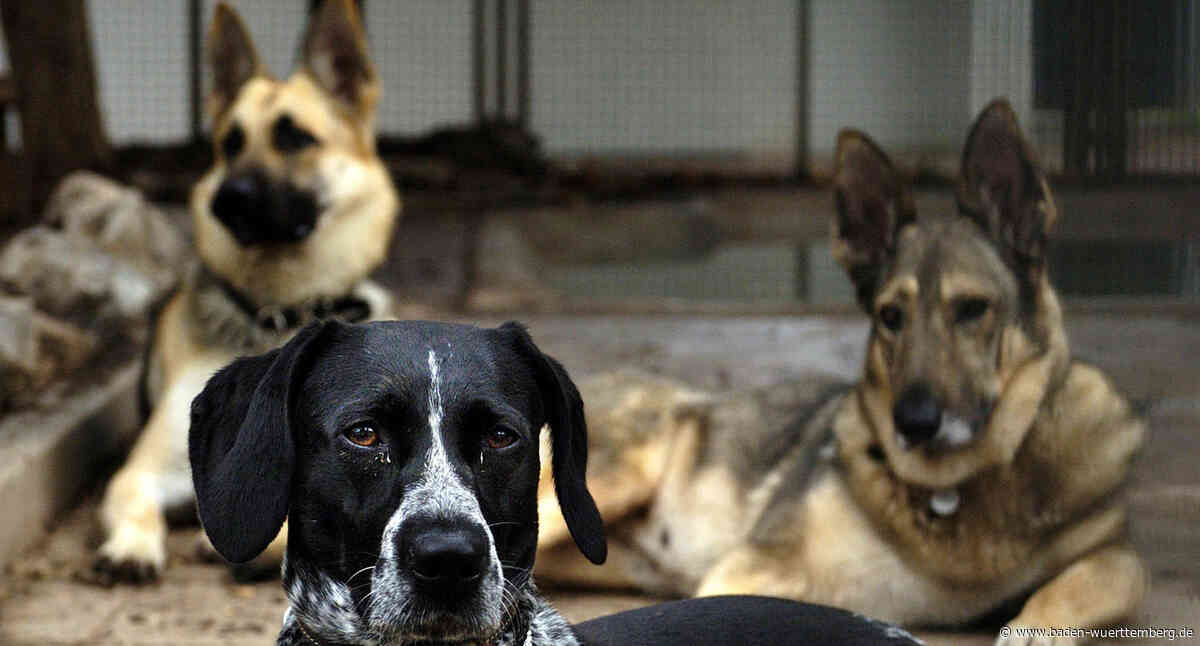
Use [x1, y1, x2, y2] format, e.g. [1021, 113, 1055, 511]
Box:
[1, 312, 1197, 645]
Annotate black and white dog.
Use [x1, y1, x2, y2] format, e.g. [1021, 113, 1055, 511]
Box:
[189, 320, 923, 646]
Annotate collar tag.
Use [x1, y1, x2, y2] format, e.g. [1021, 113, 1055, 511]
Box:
[930, 488, 961, 516]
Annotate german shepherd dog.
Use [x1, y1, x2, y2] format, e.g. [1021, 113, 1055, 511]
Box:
[92, 0, 399, 584]
[536, 101, 1146, 644]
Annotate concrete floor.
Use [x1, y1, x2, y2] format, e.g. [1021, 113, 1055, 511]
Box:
[1, 312, 1198, 645]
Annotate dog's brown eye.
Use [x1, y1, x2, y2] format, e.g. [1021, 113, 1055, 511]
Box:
[221, 125, 245, 159]
[878, 304, 904, 332]
[484, 426, 518, 450]
[955, 298, 989, 324]
[344, 425, 378, 447]
[273, 114, 319, 153]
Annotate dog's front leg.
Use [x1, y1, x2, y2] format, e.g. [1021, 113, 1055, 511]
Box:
[94, 366, 215, 584]
[996, 544, 1146, 646]
[94, 415, 173, 583]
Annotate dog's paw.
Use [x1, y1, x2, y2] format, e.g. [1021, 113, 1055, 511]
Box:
[995, 625, 1080, 646]
[89, 527, 167, 586]
[90, 553, 160, 586]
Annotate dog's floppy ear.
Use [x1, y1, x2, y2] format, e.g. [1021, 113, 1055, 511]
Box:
[206, 2, 264, 121]
[189, 321, 331, 564]
[500, 322, 607, 565]
[957, 99, 1057, 283]
[301, 0, 379, 116]
[831, 129, 917, 309]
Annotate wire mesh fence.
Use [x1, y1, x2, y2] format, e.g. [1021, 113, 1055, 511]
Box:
[6, 1, 1198, 178]
[0, 1, 1194, 309]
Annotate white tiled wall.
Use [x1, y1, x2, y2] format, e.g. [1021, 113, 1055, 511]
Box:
[807, 0, 972, 158]
[530, 1, 797, 157]
[366, 0, 473, 135]
[5, 1, 1032, 160]
[86, 0, 472, 143]
[969, 0, 1033, 121]
[90, 0, 191, 143]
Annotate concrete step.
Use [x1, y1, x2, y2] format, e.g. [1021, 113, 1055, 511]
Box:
[0, 361, 140, 566]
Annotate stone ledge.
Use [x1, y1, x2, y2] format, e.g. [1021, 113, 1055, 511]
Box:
[0, 361, 140, 566]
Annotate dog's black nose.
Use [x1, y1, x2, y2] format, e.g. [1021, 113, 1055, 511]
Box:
[403, 521, 490, 598]
[211, 172, 318, 246]
[212, 173, 268, 244]
[892, 384, 941, 447]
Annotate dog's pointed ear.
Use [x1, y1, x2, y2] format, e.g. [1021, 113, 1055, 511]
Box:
[206, 2, 264, 121]
[832, 129, 917, 309]
[301, 0, 379, 115]
[957, 99, 1057, 282]
[189, 321, 332, 564]
[499, 322, 607, 565]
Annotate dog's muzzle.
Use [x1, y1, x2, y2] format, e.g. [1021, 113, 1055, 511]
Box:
[892, 384, 942, 447]
[892, 384, 981, 450]
[368, 501, 505, 642]
[212, 170, 318, 246]
[401, 517, 491, 602]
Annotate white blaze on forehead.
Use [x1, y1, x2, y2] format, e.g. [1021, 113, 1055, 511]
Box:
[379, 345, 496, 555]
[423, 348, 456, 485]
[428, 349, 444, 437]
[379, 348, 456, 565]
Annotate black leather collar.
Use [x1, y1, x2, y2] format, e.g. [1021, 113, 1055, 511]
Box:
[209, 270, 371, 332]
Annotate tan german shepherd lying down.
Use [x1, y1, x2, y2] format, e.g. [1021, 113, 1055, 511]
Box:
[536, 100, 1145, 645]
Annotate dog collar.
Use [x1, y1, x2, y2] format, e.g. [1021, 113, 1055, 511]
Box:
[208, 270, 371, 331]
[296, 619, 323, 646]
[294, 619, 504, 646]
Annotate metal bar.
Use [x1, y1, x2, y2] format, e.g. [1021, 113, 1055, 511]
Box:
[1193, 0, 1200, 108]
[517, 0, 530, 127]
[1168, 1, 1178, 174]
[1114, 0, 1128, 178]
[794, 0, 809, 177]
[1103, 0, 1127, 179]
[1063, 0, 1084, 175]
[1192, 0, 1200, 114]
[497, 0, 508, 118]
[473, 0, 486, 123]
[189, 0, 202, 141]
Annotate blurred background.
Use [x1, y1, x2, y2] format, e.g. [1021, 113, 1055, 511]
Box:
[0, 2, 1197, 645]
[0, 0, 1197, 310]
